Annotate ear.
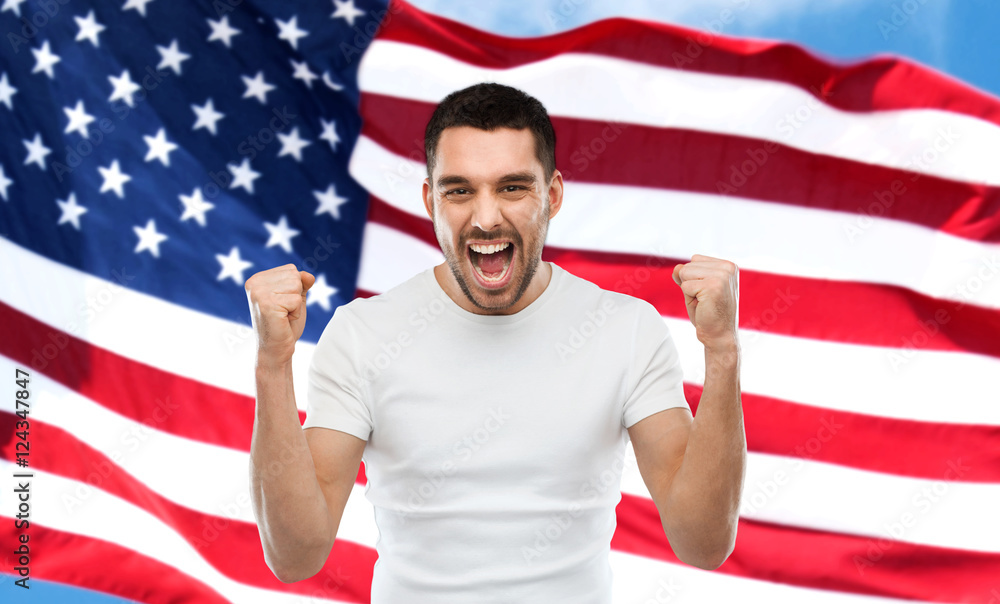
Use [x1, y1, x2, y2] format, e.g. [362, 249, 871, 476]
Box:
[546, 169, 564, 220]
[422, 178, 434, 222]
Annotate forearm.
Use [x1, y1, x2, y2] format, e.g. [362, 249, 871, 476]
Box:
[663, 341, 746, 568]
[250, 360, 333, 581]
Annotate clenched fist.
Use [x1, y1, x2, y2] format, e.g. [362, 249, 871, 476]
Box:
[245, 264, 316, 367]
[672, 254, 739, 352]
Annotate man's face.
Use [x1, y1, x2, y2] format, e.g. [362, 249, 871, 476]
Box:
[423, 126, 563, 313]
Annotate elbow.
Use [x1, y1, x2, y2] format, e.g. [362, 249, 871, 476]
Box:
[268, 556, 324, 584]
[666, 519, 737, 571]
[263, 537, 332, 584]
[680, 544, 734, 571]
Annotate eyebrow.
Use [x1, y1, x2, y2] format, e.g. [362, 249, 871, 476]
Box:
[436, 171, 537, 188]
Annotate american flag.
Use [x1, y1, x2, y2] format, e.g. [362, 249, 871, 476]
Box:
[2, 0, 999, 602]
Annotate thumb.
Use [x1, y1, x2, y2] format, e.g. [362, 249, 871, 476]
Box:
[299, 271, 316, 302]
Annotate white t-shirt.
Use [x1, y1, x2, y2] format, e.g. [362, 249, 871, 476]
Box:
[304, 261, 688, 603]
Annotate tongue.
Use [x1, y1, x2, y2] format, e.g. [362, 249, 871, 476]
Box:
[477, 250, 506, 276]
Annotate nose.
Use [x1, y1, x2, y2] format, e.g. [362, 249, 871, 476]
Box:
[470, 191, 503, 233]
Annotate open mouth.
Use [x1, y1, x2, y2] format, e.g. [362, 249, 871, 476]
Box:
[467, 241, 515, 288]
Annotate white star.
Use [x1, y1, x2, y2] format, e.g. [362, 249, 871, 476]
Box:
[263, 215, 300, 253]
[156, 39, 190, 75]
[216, 246, 253, 285]
[1, 0, 27, 17]
[191, 98, 225, 135]
[290, 59, 318, 89]
[63, 100, 96, 138]
[178, 188, 215, 226]
[314, 184, 348, 219]
[143, 128, 178, 166]
[306, 274, 338, 311]
[122, 0, 155, 17]
[241, 71, 275, 105]
[0, 72, 16, 110]
[228, 158, 261, 194]
[56, 192, 88, 229]
[331, 0, 364, 25]
[275, 15, 308, 49]
[108, 69, 142, 107]
[277, 127, 311, 162]
[22, 133, 51, 170]
[133, 219, 168, 258]
[98, 160, 132, 198]
[74, 10, 106, 46]
[322, 71, 345, 91]
[207, 15, 241, 48]
[0, 163, 12, 201]
[31, 41, 61, 79]
[319, 118, 341, 151]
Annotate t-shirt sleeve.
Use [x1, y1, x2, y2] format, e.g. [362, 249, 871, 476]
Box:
[621, 299, 689, 429]
[303, 304, 373, 441]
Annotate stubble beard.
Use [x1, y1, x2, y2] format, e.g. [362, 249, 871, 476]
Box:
[434, 198, 550, 313]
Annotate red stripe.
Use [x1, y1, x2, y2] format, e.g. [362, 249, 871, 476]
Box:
[382, 0, 1000, 127]
[8, 410, 999, 603]
[683, 384, 1000, 483]
[367, 195, 1000, 362]
[360, 92, 1000, 242]
[0, 300, 304, 452]
[613, 493, 1000, 603]
[0, 523, 229, 604]
[6, 281, 998, 489]
[0, 412, 375, 601]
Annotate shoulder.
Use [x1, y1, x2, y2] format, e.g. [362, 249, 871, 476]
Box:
[335, 267, 432, 320]
[554, 262, 658, 321]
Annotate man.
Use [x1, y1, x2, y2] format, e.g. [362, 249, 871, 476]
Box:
[245, 82, 745, 603]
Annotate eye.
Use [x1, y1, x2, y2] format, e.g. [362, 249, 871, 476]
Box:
[501, 185, 526, 193]
[445, 188, 471, 196]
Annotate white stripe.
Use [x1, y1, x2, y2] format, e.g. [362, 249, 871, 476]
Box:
[359, 39, 1000, 186]
[0, 462, 357, 603]
[619, 442, 1000, 554]
[0, 236, 314, 410]
[6, 222, 998, 429]
[350, 135, 1000, 310]
[0, 353, 379, 547]
[357, 209, 1000, 426]
[8, 352, 996, 555]
[609, 550, 939, 604]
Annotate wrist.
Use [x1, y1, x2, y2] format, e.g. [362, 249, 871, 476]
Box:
[701, 333, 740, 356]
[255, 351, 294, 375]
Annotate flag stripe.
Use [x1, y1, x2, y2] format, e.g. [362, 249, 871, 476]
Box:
[359, 207, 1000, 426]
[9, 411, 1000, 603]
[353, 136, 1000, 311]
[6, 259, 1000, 488]
[683, 384, 1000, 483]
[376, 1, 1000, 129]
[613, 493, 1000, 604]
[0, 523, 229, 604]
[0, 462, 370, 603]
[608, 550, 937, 604]
[364, 191, 1000, 361]
[359, 39, 1000, 186]
[10, 352, 999, 555]
[361, 92, 1000, 243]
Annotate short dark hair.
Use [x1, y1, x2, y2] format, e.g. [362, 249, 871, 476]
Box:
[424, 82, 557, 183]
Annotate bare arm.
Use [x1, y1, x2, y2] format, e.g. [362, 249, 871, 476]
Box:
[627, 255, 745, 570]
[246, 264, 366, 583]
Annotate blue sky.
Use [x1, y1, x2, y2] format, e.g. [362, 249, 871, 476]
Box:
[409, 0, 1000, 99]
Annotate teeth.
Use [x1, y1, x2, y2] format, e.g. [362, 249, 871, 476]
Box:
[469, 241, 510, 255]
